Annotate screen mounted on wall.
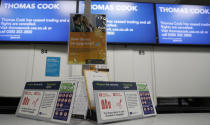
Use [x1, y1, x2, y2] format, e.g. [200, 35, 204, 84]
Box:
[0, 0, 76, 42]
[156, 4, 210, 45]
[80, 1, 156, 44]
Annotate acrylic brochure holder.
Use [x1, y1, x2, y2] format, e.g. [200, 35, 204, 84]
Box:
[16, 80, 78, 124]
[93, 81, 144, 123]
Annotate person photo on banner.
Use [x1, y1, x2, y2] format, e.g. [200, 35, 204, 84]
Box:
[82, 16, 94, 32]
[71, 14, 84, 32]
[71, 14, 95, 32]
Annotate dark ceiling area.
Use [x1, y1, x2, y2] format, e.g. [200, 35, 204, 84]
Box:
[179, 0, 210, 5]
[105, 0, 210, 5]
[1, 0, 210, 5]
[147, 0, 210, 5]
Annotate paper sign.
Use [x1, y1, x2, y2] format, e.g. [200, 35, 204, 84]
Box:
[125, 91, 142, 117]
[71, 77, 89, 119]
[137, 83, 156, 117]
[38, 91, 58, 118]
[98, 92, 128, 120]
[52, 83, 74, 122]
[93, 81, 143, 123]
[68, 14, 106, 64]
[18, 91, 43, 116]
[45, 57, 60, 77]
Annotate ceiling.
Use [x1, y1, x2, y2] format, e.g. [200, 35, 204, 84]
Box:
[178, 0, 210, 5]
[105, 0, 210, 5]
[1, 0, 210, 5]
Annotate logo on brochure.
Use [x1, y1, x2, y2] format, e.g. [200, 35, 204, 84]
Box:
[22, 97, 30, 105]
[116, 99, 123, 109]
[32, 98, 40, 107]
[101, 99, 111, 110]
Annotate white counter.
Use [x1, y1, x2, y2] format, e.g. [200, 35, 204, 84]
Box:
[0, 113, 210, 125]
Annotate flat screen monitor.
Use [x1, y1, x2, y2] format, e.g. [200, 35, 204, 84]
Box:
[79, 1, 156, 44]
[0, 0, 76, 42]
[156, 4, 210, 45]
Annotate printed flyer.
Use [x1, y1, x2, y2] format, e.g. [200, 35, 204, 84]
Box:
[72, 77, 89, 119]
[52, 83, 75, 122]
[93, 81, 143, 123]
[98, 92, 128, 120]
[137, 83, 156, 117]
[45, 57, 61, 77]
[38, 82, 61, 119]
[38, 91, 58, 118]
[68, 14, 106, 64]
[125, 91, 142, 117]
[16, 80, 78, 124]
[18, 90, 43, 116]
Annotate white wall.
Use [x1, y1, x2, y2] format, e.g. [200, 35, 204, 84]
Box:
[154, 46, 210, 97]
[0, 44, 33, 97]
[0, 44, 210, 99]
[32, 44, 72, 81]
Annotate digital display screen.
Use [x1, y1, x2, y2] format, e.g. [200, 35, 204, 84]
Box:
[0, 0, 76, 42]
[80, 1, 156, 44]
[156, 4, 210, 45]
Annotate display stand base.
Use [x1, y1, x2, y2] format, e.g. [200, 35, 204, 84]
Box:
[86, 109, 97, 121]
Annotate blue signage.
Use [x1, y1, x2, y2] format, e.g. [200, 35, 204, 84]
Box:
[156, 4, 210, 45]
[80, 1, 156, 44]
[45, 57, 60, 77]
[0, 0, 76, 42]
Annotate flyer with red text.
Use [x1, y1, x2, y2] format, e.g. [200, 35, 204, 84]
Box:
[16, 80, 78, 124]
[93, 81, 143, 123]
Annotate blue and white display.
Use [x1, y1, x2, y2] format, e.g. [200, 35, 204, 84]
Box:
[156, 4, 210, 45]
[0, 0, 76, 42]
[80, 1, 156, 44]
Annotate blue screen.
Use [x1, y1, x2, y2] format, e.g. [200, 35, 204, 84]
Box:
[156, 4, 210, 45]
[0, 0, 76, 42]
[80, 1, 156, 44]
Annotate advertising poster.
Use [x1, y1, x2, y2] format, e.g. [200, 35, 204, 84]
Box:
[68, 14, 106, 64]
[18, 90, 43, 116]
[0, 0, 76, 42]
[156, 4, 210, 45]
[137, 83, 156, 117]
[93, 81, 143, 123]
